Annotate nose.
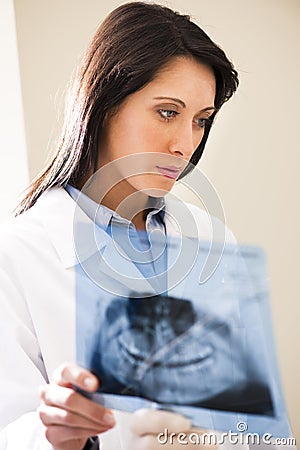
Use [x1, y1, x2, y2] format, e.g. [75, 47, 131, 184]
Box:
[168, 123, 197, 161]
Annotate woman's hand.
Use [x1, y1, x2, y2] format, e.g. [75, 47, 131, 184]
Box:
[38, 363, 115, 450]
[116, 408, 217, 450]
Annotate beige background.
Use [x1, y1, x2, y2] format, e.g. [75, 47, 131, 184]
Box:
[0, 0, 28, 221]
[2, 0, 299, 439]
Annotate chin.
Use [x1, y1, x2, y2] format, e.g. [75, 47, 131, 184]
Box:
[131, 176, 176, 197]
[141, 187, 171, 197]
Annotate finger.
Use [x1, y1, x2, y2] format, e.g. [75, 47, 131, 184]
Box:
[44, 425, 100, 447]
[39, 385, 115, 427]
[37, 404, 112, 432]
[52, 362, 99, 392]
[127, 433, 193, 450]
[129, 432, 216, 450]
[130, 409, 191, 435]
[128, 434, 159, 450]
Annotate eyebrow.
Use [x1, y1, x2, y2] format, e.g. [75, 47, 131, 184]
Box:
[153, 96, 216, 112]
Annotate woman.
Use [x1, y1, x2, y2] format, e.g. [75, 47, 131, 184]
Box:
[0, 2, 238, 449]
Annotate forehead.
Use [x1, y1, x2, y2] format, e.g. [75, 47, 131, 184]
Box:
[135, 56, 216, 108]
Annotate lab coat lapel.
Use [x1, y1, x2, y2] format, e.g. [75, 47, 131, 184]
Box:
[36, 187, 105, 269]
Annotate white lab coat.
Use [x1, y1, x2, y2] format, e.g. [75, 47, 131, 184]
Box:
[0, 187, 235, 449]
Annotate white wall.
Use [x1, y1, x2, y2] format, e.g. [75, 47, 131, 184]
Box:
[0, 0, 28, 222]
[13, 0, 300, 440]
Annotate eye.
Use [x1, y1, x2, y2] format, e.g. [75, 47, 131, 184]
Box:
[195, 117, 211, 129]
[158, 109, 179, 121]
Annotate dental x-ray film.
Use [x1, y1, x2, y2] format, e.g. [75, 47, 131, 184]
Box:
[75, 231, 291, 437]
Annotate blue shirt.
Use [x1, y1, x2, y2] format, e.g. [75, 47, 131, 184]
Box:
[65, 184, 168, 292]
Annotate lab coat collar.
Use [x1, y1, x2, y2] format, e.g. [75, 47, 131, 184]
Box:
[35, 187, 108, 269]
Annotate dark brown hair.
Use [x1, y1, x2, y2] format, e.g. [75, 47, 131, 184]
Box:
[16, 1, 238, 215]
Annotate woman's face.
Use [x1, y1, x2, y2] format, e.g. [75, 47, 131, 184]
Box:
[96, 56, 216, 200]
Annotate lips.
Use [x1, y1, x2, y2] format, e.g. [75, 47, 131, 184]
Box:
[156, 165, 182, 179]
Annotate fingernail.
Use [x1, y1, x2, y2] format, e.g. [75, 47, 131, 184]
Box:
[103, 411, 115, 426]
[83, 377, 96, 389]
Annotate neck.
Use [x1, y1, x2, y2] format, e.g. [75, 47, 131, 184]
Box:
[83, 175, 149, 230]
[103, 187, 149, 230]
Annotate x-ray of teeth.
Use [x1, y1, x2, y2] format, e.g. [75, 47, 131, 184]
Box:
[91, 294, 272, 415]
[75, 237, 291, 437]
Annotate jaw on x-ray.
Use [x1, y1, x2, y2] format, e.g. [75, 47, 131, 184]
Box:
[90, 292, 273, 416]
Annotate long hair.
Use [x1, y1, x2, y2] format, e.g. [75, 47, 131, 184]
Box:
[16, 1, 239, 215]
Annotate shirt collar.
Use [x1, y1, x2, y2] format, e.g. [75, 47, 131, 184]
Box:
[65, 184, 165, 231]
